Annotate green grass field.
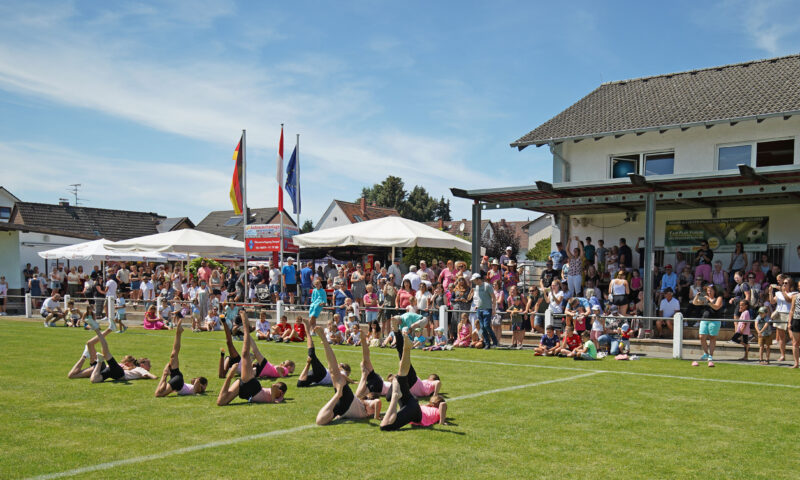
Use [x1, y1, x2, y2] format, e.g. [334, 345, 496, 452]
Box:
[2, 318, 799, 480]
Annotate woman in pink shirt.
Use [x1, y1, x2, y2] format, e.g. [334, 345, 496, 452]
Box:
[438, 260, 456, 290]
[217, 312, 287, 406]
[395, 280, 415, 310]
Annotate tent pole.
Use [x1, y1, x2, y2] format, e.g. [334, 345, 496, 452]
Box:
[242, 129, 249, 302]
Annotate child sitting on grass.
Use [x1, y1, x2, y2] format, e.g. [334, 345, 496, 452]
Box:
[573, 331, 597, 360]
[412, 328, 427, 349]
[325, 319, 344, 345]
[67, 301, 81, 328]
[453, 314, 472, 348]
[380, 329, 397, 348]
[423, 327, 448, 351]
[534, 325, 561, 356]
[346, 323, 361, 346]
[470, 323, 484, 349]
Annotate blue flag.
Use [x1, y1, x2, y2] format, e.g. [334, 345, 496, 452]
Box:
[285, 145, 300, 214]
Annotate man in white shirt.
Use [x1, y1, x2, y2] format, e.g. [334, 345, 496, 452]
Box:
[387, 259, 403, 287]
[657, 288, 680, 338]
[140, 276, 155, 309]
[105, 275, 118, 299]
[116, 265, 130, 297]
[41, 292, 65, 327]
[418, 261, 434, 282]
[402, 265, 421, 291]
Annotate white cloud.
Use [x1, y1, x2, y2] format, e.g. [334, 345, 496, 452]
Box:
[713, 0, 800, 55]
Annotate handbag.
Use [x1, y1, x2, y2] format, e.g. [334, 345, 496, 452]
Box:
[491, 313, 503, 326]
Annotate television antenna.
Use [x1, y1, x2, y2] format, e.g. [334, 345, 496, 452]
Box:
[67, 184, 85, 206]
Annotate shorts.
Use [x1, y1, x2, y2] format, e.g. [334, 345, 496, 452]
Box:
[296, 347, 328, 387]
[101, 357, 125, 381]
[791, 318, 800, 333]
[511, 322, 524, 332]
[332, 384, 355, 417]
[774, 312, 789, 331]
[226, 355, 242, 369]
[118, 283, 129, 293]
[168, 367, 185, 391]
[379, 375, 422, 431]
[212, 289, 221, 296]
[758, 334, 774, 346]
[238, 377, 262, 400]
[365, 369, 384, 395]
[698, 320, 721, 337]
[285, 284, 297, 294]
[131, 281, 141, 290]
[533, 313, 545, 327]
[611, 295, 628, 306]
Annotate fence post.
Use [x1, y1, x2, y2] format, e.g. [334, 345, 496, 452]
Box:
[63, 294, 70, 311]
[107, 296, 116, 324]
[544, 308, 553, 330]
[276, 299, 284, 322]
[439, 305, 447, 331]
[25, 293, 32, 318]
[673, 312, 683, 359]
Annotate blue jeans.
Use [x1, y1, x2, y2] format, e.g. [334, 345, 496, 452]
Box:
[478, 309, 498, 347]
[598, 334, 620, 355]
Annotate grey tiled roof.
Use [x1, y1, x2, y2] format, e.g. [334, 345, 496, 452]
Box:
[12, 202, 165, 241]
[512, 53, 800, 147]
[195, 208, 296, 241]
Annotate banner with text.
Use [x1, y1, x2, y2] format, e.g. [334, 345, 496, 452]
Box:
[664, 217, 768, 253]
[245, 224, 300, 253]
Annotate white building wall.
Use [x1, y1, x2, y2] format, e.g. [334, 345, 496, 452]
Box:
[0, 231, 21, 289]
[563, 204, 800, 272]
[316, 204, 351, 230]
[561, 116, 800, 182]
[19, 232, 96, 280]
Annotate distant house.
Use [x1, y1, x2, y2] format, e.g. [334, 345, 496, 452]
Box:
[10, 201, 172, 241]
[521, 214, 556, 251]
[315, 198, 399, 231]
[196, 208, 296, 241]
[0, 186, 20, 222]
[3, 199, 183, 291]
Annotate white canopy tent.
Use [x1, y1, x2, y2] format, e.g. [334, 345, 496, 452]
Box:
[107, 229, 244, 256]
[38, 239, 173, 261]
[292, 216, 481, 254]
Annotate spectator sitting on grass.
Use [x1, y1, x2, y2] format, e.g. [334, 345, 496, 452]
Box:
[412, 328, 427, 349]
[255, 311, 271, 339]
[573, 331, 597, 360]
[534, 325, 561, 356]
[380, 329, 397, 348]
[271, 315, 291, 342]
[282, 316, 307, 343]
[346, 323, 361, 346]
[326, 319, 344, 345]
[557, 325, 582, 357]
[453, 314, 472, 347]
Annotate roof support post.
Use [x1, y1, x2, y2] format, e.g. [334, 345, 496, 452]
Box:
[643, 192, 656, 319]
[471, 202, 481, 274]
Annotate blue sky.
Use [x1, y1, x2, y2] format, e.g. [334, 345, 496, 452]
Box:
[1, 0, 799, 226]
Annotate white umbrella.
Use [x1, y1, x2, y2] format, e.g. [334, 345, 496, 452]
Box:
[38, 238, 171, 261]
[292, 216, 479, 254]
[107, 229, 244, 256]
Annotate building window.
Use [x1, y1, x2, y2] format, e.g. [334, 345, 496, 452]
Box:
[610, 151, 674, 178]
[717, 138, 795, 170]
[0, 206, 10, 220]
[223, 216, 242, 226]
[644, 152, 675, 176]
[353, 215, 363, 222]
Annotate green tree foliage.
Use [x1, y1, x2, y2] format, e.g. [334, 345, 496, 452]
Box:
[402, 246, 471, 267]
[187, 257, 225, 276]
[360, 176, 451, 222]
[434, 197, 452, 221]
[526, 237, 551, 261]
[300, 219, 314, 233]
[482, 223, 520, 259]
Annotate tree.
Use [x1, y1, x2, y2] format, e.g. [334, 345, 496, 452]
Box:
[433, 196, 452, 221]
[300, 219, 314, 233]
[482, 223, 520, 259]
[401, 185, 437, 222]
[526, 237, 551, 261]
[402, 246, 470, 267]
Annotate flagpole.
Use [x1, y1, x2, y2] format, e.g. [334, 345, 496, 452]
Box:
[295, 133, 300, 268]
[279, 123, 285, 299]
[242, 129, 249, 302]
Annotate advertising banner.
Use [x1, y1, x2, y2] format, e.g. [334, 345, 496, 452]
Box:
[664, 217, 768, 253]
[245, 224, 300, 253]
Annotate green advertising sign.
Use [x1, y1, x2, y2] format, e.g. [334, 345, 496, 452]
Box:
[664, 217, 768, 253]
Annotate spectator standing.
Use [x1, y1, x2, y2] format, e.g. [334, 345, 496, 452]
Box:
[0, 275, 7, 315]
[471, 272, 498, 349]
[437, 260, 456, 290]
[499, 246, 513, 266]
[728, 242, 748, 286]
[66, 267, 81, 297]
[22, 263, 33, 293]
[565, 236, 585, 297]
[731, 300, 751, 361]
[350, 263, 366, 307]
[140, 275, 155, 310]
[197, 261, 212, 283]
[785, 279, 800, 369]
[387, 258, 403, 287]
[595, 239, 607, 273]
[300, 261, 314, 305]
[694, 240, 714, 283]
[116, 264, 130, 299]
[769, 277, 792, 362]
[549, 242, 565, 270]
[754, 306, 773, 364]
[618, 238, 633, 272]
[282, 257, 298, 305]
[402, 266, 421, 292]
[583, 237, 596, 266]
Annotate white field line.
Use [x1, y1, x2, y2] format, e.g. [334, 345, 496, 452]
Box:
[24, 372, 598, 480]
[123, 331, 800, 390]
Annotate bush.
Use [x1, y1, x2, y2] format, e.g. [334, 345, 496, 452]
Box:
[402, 247, 471, 267]
[526, 237, 551, 261]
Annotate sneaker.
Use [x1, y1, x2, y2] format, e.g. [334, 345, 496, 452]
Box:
[708, 361, 715, 367]
[82, 346, 91, 359]
[700, 353, 709, 361]
[43, 320, 49, 327]
[691, 361, 699, 366]
[95, 353, 104, 363]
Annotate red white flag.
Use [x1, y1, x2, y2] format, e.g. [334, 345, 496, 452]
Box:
[277, 125, 284, 211]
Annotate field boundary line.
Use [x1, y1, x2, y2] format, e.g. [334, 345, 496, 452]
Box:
[122, 331, 800, 390]
[23, 372, 597, 480]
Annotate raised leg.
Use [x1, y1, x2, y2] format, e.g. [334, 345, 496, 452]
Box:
[216, 365, 240, 406]
[355, 325, 372, 398]
[315, 325, 342, 385]
[240, 311, 254, 383]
